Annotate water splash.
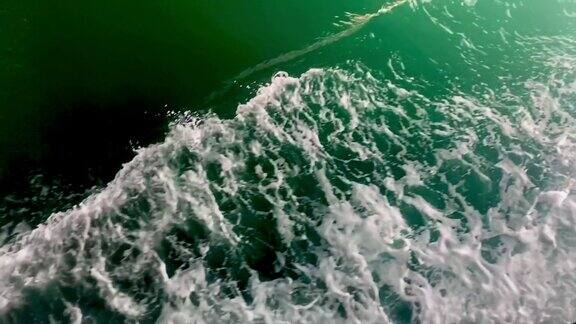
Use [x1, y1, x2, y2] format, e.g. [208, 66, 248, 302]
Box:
[1, 51, 575, 322]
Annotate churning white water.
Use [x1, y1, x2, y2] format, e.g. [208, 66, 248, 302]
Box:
[1, 44, 575, 322]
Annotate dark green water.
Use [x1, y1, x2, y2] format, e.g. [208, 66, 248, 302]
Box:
[0, 0, 392, 187]
[1, 0, 576, 323]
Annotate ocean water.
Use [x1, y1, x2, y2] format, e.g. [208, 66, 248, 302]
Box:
[1, 0, 576, 323]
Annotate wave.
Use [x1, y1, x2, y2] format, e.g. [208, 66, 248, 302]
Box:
[1, 49, 576, 323]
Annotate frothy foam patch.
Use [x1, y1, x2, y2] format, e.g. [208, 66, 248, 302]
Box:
[1, 54, 576, 323]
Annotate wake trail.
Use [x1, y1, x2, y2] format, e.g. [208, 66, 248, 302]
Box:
[204, 0, 410, 105]
[233, 0, 410, 80]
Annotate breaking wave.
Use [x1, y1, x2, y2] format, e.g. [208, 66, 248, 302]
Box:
[1, 44, 576, 322]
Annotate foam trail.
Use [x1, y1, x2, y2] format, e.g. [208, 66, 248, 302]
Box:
[232, 0, 410, 81]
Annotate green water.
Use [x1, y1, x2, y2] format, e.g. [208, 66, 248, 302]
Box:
[1, 0, 576, 323]
[0, 1, 571, 178]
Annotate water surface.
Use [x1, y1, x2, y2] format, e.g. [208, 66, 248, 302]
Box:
[1, 1, 576, 323]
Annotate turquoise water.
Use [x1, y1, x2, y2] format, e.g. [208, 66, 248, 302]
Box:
[1, 0, 576, 323]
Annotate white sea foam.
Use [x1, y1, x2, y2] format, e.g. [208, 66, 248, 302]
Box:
[1, 41, 576, 324]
